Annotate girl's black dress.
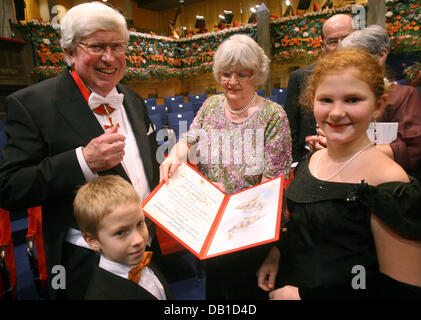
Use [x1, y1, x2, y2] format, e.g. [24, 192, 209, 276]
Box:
[277, 153, 421, 299]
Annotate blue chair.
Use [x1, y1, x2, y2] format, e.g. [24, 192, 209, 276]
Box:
[146, 104, 167, 125]
[192, 102, 203, 115]
[144, 98, 157, 106]
[167, 111, 195, 141]
[148, 114, 162, 133]
[167, 102, 194, 114]
[271, 88, 288, 106]
[256, 89, 265, 97]
[271, 88, 287, 96]
[266, 95, 281, 104]
[164, 95, 184, 106]
[188, 94, 207, 103]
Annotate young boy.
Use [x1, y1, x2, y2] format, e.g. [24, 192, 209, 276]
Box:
[73, 175, 173, 300]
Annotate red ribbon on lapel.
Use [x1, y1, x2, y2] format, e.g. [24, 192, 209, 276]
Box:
[71, 69, 91, 103]
[71, 70, 119, 130]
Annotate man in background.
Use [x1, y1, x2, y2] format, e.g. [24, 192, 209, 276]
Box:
[284, 13, 355, 163]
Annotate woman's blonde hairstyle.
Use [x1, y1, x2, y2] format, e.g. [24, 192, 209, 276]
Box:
[212, 34, 270, 85]
[300, 47, 387, 111]
[73, 175, 141, 237]
[60, 2, 129, 65]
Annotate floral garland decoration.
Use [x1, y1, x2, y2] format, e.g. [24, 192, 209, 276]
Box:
[385, 0, 421, 54]
[270, 4, 362, 65]
[126, 25, 256, 73]
[18, 0, 420, 81]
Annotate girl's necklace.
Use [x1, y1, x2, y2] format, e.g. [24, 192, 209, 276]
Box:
[314, 142, 373, 181]
[225, 92, 257, 115]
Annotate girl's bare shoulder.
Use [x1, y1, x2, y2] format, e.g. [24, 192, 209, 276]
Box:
[364, 149, 409, 186]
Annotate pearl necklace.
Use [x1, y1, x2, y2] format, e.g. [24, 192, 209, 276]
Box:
[314, 142, 373, 181]
[225, 92, 257, 115]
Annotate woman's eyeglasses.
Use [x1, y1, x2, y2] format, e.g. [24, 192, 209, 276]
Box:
[220, 71, 253, 82]
[78, 41, 128, 55]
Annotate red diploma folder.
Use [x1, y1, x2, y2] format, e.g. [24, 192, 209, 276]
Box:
[143, 162, 284, 259]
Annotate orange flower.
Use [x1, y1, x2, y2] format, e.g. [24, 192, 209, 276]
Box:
[396, 15, 401, 20]
[415, 26, 420, 31]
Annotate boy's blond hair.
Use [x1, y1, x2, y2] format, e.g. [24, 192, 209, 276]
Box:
[73, 175, 141, 237]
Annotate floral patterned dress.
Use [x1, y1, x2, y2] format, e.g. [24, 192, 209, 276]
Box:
[182, 94, 292, 194]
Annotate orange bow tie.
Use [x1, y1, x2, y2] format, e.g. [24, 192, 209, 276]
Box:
[128, 251, 153, 284]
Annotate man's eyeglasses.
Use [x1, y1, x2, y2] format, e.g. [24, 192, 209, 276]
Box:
[323, 37, 347, 47]
[78, 41, 128, 55]
[220, 71, 253, 82]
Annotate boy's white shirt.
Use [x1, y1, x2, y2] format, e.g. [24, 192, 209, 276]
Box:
[99, 255, 166, 300]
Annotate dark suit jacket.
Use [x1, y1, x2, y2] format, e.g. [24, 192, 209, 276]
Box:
[0, 70, 160, 297]
[85, 261, 174, 300]
[284, 64, 317, 163]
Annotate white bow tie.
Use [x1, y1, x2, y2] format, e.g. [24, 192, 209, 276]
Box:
[88, 91, 124, 110]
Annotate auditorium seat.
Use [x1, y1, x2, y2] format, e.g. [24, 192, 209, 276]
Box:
[188, 94, 207, 103]
[144, 97, 157, 106]
[256, 89, 265, 97]
[0, 208, 17, 300]
[271, 88, 288, 106]
[192, 102, 203, 115]
[146, 104, 167, 125]
[164, 95, 184, 106]
[167, 111, 194, 141]
[167, 102, 194, 114]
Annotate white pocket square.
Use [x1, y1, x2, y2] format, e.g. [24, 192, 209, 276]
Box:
[147, 123, 155, 135]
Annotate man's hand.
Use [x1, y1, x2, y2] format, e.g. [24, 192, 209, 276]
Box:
[82, 125, 126, 173]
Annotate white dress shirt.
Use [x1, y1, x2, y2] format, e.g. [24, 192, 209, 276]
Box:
[67, 87, 151, 247]
[99, 255, 166, 300]
[83, 87, 150, 201]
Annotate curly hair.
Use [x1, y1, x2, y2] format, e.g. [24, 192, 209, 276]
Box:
[300, 47, 387, 112]
[212, 34, 270, 86]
